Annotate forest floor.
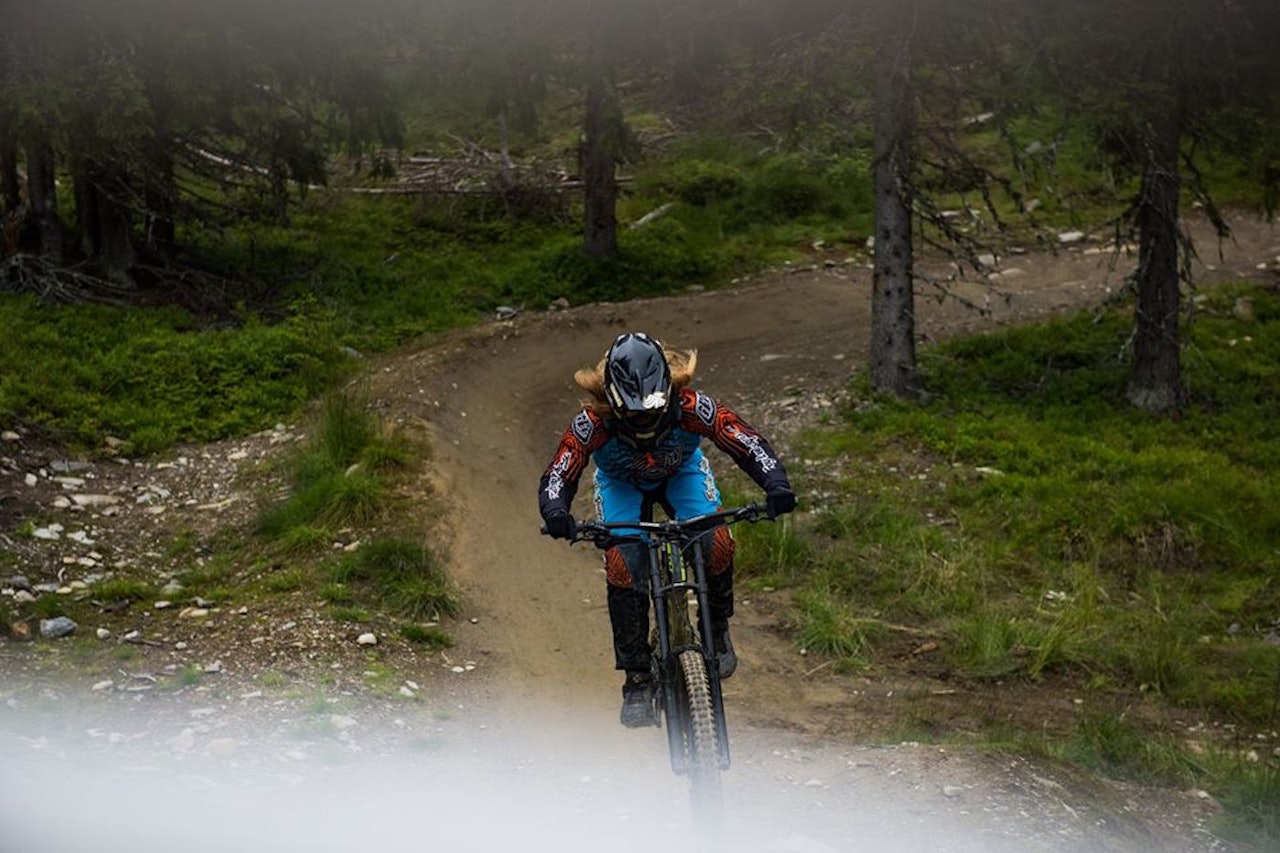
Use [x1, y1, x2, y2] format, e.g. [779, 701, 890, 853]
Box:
[2, 214, 1278, 853]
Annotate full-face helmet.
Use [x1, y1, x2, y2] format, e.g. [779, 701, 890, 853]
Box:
[604, 332, 674, 446]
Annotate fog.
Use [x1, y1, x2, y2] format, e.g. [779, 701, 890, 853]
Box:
[1, 693, 1140, 853]
[1, 703, 801, 853]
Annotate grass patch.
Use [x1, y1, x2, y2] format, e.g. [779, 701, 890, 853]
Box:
[784, 283, 1279, 843]
[734, 514, 808, 588]
[91, 578, 154, 604]
[176, 664, 204, 687]
[329, 537, 460, 622]
[257, 670, 288, 689]
[261, 568, 307, 594]
[793, 588, 884, 666]
[258, 390, 408, 547]
[1209, 759, 1280, 850]
[327, 605, 371, 623]
[31, 597, 65, 620]
[797, 284, 1279, 712]
[399, 623, 453, 650]
[0, 297, 352, 453]
[1054, 709, 1199, 785]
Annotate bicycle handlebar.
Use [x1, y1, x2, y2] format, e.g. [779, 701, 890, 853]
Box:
[544, 503, 771, 549]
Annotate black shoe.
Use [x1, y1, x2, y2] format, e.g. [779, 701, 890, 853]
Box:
[620, 671, 657, 728]
[713, 625, 737, 680]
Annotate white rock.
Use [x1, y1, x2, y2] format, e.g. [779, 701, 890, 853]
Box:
[95, 627, 111, 640]
[1057, 230, 1086, 244]
[71, 494, 121, 507]
[2, 431, 20, 441]
[24, 473, 37, 487]
[92, 680, 114, 692]
[356, 632, 378, 646]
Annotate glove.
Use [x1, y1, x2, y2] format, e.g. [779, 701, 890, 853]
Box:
[543, 509, 577, 540]
[765, 488, 797, 519]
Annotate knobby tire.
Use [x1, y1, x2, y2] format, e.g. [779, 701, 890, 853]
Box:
[676, 648, 724, 841]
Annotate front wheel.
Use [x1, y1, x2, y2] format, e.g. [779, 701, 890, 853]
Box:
[675, 648, 724, 827]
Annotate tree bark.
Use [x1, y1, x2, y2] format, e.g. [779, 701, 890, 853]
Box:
[143, 125, 177, 262]
[869, 6, 920, 399]
[581, 74, 619, 262]
[1, 139, 19, 216]
[74, 159, 136, 285]
[25, 135, 63, 264]
[1126, 110, 1184, 414]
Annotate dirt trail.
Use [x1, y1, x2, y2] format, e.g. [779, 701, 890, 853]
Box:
[370, 214, 1278, 723]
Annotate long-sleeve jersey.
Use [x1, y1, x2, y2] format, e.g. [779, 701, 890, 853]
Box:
[538, 387, 791, 519]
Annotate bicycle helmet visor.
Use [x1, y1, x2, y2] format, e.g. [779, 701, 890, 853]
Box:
[604, 332, 674, 445]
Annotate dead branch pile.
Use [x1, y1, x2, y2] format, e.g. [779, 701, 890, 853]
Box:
[1, 254, 135, 305]
[339, 146, 581, 197]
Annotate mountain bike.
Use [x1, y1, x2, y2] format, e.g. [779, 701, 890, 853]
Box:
[565, 503, 770, 825]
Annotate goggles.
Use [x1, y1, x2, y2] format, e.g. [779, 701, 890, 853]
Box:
[621, 408, 666, 437]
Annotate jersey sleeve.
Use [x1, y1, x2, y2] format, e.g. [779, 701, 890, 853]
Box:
[537, 409, 609, 519]
[676, 388, 791, 494]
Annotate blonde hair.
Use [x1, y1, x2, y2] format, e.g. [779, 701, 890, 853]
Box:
[575, 344, 697, 417]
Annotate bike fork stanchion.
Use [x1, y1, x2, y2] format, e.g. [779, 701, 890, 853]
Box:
[649, 551, 688, 774]
[691, 543, 731, 770]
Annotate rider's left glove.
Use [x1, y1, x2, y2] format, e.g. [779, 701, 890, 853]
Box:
[543, 509, 577, 540]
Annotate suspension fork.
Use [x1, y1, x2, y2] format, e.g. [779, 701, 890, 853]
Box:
[648, 540, 675, 667]
[648, 539, 690, 773]
[689, 538, 731, 768]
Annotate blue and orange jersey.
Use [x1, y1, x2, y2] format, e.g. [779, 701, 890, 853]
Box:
[538, 387, 790, 519]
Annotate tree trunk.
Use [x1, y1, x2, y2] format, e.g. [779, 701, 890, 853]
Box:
[1126, 111, 1183, 414]
[0, 136, 19, 261]
[581, 74, 619, 262]
[25, 135, 63, 264]
[143, 126, 176, 262]
[1, 139, 19, 216]
[869, 6, 920, 399]
[74, 159, 136, 285]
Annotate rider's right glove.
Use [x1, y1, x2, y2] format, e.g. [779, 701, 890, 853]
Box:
[765, 488, 797, 519]
[543, 509, 577, 540]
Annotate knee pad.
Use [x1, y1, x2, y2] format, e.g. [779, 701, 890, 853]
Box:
[708, 526, 736, 576]
[605, 542, 647, 589]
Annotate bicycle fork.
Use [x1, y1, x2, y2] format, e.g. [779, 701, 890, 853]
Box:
[648, 540, 732, 773]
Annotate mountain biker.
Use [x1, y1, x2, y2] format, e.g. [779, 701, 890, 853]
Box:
[538, 331, 797, 727]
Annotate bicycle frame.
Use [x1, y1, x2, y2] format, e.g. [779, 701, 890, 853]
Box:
[565, 504, 768, 777]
